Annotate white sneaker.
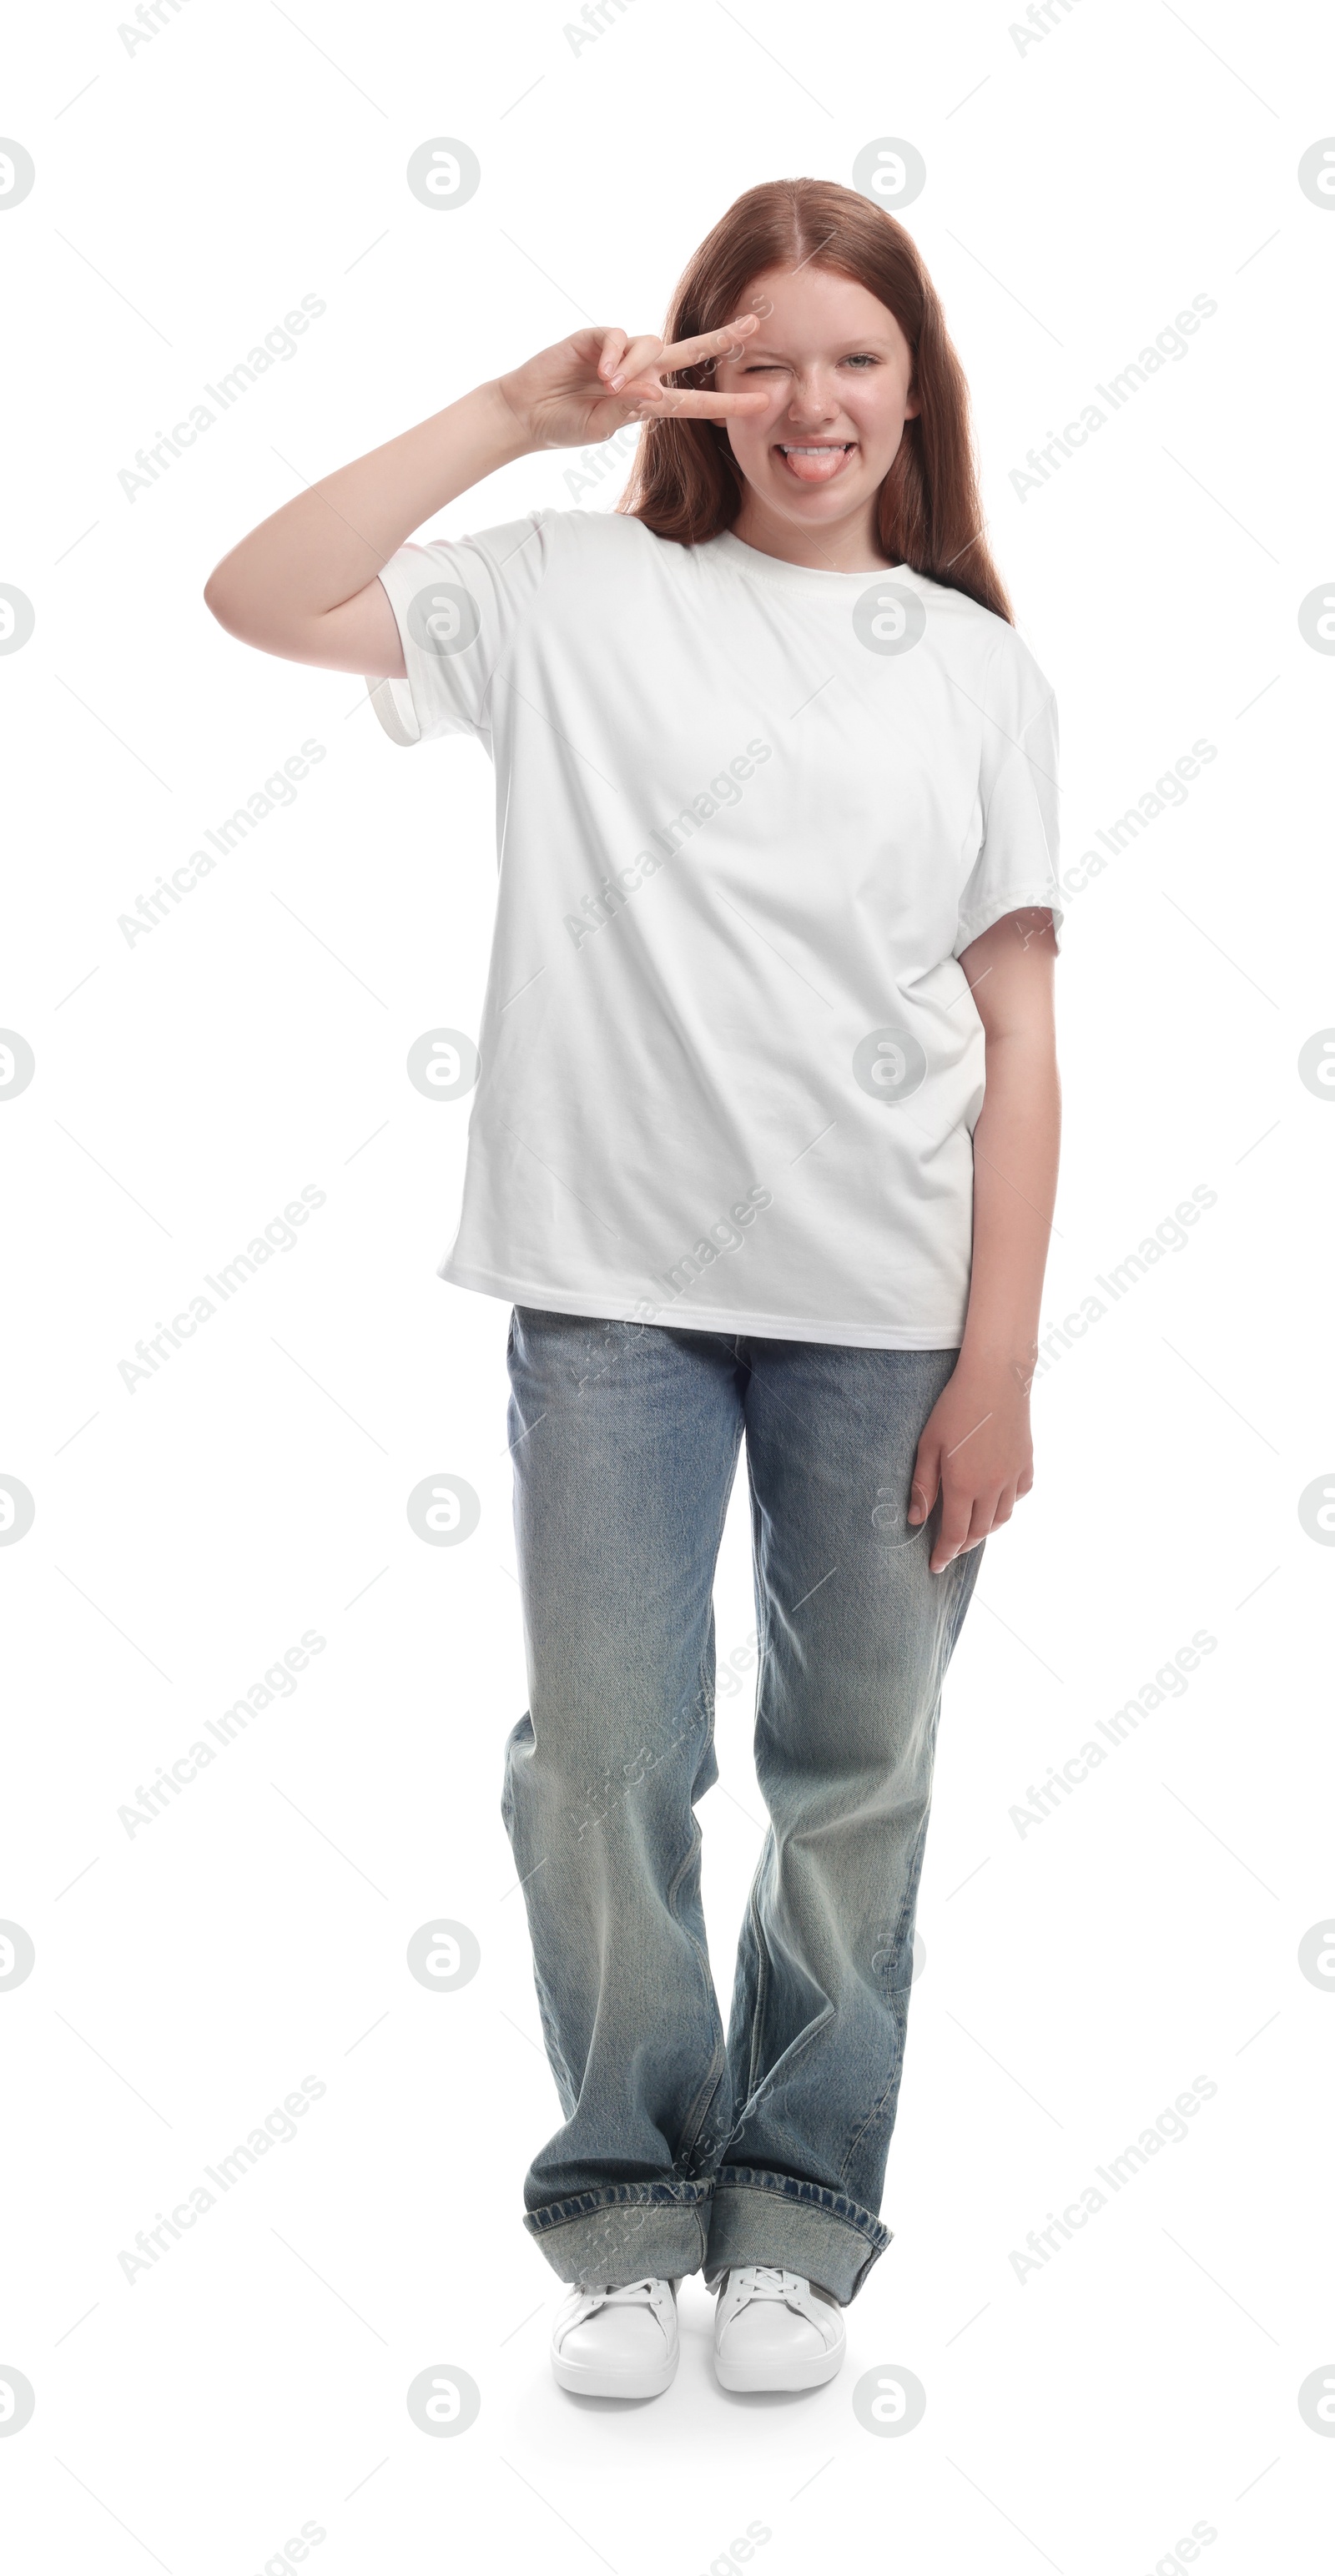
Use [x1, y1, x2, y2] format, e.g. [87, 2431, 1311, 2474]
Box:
[713, 2265, 846, 2392]
[550, 2277, 679, 2398]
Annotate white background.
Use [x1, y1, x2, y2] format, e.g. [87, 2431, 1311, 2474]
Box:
[2, 2, 1332, 2569]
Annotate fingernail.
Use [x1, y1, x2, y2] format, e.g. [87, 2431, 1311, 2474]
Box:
[609, 372, 625, 389]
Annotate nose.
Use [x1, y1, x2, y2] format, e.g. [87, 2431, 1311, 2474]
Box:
[783, 370, 842, 427]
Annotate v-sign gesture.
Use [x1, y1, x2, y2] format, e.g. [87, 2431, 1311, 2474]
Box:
[496, 314, 771, 450]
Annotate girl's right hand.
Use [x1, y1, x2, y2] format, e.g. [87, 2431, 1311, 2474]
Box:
[494, 315, 771, 451]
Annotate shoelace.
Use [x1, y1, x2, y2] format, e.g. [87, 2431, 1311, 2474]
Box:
[572, 2277, 669, 2318]
[734, 2265, 802, 2302]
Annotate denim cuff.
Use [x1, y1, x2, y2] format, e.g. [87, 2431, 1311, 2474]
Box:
[703, 2166, 891, 2304]
[523, 2181, 713, 2287]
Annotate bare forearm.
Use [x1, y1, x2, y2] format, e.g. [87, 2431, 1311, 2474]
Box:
[959, 1033, 1060, 1376]
[203, 378, 531, 646]
[203, 316, 768, 673]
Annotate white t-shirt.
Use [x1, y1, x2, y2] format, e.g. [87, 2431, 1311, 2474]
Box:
[369, 507, 1061, 1348]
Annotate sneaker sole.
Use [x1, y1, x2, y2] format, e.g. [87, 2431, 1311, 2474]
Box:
[552, 2346, 679, 2399]
[713, 2338, 845, 2393]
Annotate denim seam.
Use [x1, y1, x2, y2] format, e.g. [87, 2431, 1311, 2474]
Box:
[837, 1669, 945, 2188]
[738, 1432, 839, 2122]
[742, 1440, 774, 2104]
[837, 1823, 928, 2191]
[667, 1808, 729, 2171]
[740, 1879, 770, 2110]
[837, 1547, 978, 2191]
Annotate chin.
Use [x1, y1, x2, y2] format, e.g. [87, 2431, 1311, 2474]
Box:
[771, 473, 869, 511]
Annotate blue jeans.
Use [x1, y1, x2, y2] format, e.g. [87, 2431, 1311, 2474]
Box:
[501, 1309, 983, 2305]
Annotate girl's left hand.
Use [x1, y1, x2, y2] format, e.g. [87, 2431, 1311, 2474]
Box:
[908, 1357, 1035, 1575]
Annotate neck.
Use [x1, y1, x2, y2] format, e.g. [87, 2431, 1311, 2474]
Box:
[729, 491, 892, 575]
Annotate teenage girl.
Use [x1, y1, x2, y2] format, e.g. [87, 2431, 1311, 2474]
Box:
[205, 175, 1061, 2401]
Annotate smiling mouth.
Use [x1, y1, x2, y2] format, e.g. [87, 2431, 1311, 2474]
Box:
[775, 441, 857, 484]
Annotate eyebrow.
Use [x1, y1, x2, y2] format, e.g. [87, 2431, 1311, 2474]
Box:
[732, 338, 895, 358]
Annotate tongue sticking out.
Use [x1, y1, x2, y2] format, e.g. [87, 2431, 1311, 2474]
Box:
[778, 445, 852, 484]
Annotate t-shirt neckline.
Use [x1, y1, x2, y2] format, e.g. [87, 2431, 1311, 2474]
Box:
[706, 527, 924, 591]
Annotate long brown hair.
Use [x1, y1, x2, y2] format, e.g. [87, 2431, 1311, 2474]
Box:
[618, 177, 1014, 624]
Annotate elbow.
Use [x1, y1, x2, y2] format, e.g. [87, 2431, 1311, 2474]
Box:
[203, 545, 269, 641]
[203, 564, 232, 627]
[203, 566, 314, 662]
[204, 562, 245, 636]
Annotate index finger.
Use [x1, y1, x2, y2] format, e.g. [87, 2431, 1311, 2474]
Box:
[655, 313, 760, 374]
[625, 385, 771, 421]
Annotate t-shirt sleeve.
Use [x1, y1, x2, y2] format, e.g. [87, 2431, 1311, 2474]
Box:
[954, 641, 1062, 957]
[365, 509, 551, 746]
